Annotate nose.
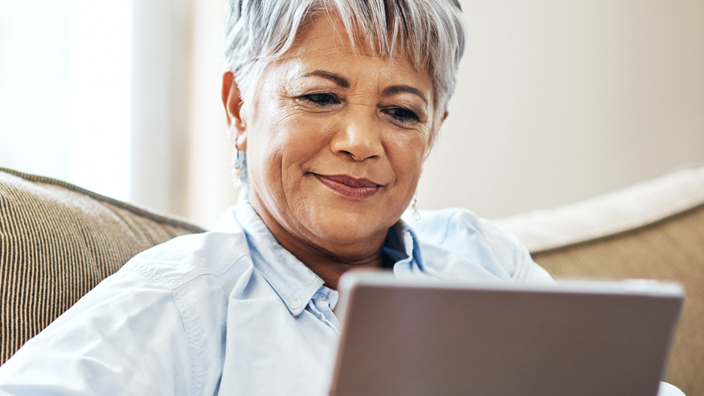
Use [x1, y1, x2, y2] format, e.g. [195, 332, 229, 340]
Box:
[330, 113, 383, 162]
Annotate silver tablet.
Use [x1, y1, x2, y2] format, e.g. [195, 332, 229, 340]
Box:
[330, 271, 683, 396]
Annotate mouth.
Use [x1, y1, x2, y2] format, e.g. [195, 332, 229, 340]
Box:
[313, 174, 382, 200]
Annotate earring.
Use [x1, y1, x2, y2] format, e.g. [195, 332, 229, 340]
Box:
[410, 194, 421, 221]
[231, 150, 244, 188]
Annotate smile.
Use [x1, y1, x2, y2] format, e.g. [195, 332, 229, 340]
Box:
[314, 174, 382, 200]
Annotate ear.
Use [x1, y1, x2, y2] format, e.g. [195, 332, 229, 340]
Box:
[222, 71, 247, 151]
[431, 109, 449, 137]
[423, 109, 449, 162]
[440, 110, 449, 124]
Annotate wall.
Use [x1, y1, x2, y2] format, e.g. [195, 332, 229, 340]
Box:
[0, 0, 131, 201]
[418, 0, 704, 218]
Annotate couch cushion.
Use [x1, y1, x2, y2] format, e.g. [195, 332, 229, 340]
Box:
[495, 166, 704, 395]
[530, 204, 704, 395]
[495, 166, 704, 253]
[0, 168, 205, 365]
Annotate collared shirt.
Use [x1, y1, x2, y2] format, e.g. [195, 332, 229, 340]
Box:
[0, 195, 682, 396]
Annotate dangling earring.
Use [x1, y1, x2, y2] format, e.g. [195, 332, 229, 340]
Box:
[410, 193, 421, 221]
[231, 150, 244, 188]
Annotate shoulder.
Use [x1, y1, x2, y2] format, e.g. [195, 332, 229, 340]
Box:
[403, 208, 552, 282]
[404, 208, 493, 241]
[0, 231, 247, 395]
[122, 227, 254, 291]
[404, 207, 513, 250]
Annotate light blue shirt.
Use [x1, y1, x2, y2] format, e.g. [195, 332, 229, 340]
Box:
[0, 195, 682, 396]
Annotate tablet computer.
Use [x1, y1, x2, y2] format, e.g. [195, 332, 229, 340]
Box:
[330, 272, 683, 396]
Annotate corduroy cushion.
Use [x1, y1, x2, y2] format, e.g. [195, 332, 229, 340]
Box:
[0, 168, 205, 365]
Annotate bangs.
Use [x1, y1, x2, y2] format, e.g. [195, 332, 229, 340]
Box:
[225, 0, 464, 112]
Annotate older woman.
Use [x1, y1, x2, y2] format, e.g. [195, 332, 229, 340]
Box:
[0, 1, 684, 395]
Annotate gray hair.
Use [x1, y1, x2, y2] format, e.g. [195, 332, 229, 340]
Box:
[224, 0, 466, 183]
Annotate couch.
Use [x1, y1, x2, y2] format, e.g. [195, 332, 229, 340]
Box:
[0, 167, 205, 365]
[495, 166, 704, 395]
[1, 166, 702, 394]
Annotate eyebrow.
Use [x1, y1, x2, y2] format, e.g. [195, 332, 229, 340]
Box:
[297, 70, 350, 88]
[297, 70, 428, 104]
[382, 85, 428, 105]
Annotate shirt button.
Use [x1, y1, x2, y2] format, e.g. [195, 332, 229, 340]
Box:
[290, 300, 302, 310]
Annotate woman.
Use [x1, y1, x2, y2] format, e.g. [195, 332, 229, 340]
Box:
[0, 1, 684, 395]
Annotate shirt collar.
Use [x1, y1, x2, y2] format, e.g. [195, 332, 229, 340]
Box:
[385, 217, 434, 277]
[216, 189, 431, 315]
[229, 188, 326, 316]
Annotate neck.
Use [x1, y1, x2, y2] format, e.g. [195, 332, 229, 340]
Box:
[285, 244, 384, 290]
[248, 193, 386, 290]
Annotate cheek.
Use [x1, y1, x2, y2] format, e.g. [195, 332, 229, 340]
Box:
[385, 132, 427, 180]
[279, 116, 333, 155]
[246, 117, 293, 186]
[250, 114, 332, 183]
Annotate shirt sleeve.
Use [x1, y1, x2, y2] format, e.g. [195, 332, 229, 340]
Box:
[0, 270, 193, 396]
[507, 229, 555, 283]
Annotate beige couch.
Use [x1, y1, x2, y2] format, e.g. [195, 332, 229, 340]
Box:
[1, 166, 702, 394]
[495, 166, 704, 395]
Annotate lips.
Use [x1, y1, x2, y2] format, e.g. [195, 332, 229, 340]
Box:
[314, 174, 382, 200]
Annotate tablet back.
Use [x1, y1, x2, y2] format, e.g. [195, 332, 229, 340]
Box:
[330, 272, 683, 396]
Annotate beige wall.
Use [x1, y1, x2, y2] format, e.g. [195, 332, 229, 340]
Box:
[130, 0, 239, 228]
[177, 0, 704, 227]
[182, 0, 240, 229]
[418, 0, 704, 218]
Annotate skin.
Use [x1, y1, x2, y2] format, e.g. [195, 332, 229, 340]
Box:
[222, 14, 447, 290]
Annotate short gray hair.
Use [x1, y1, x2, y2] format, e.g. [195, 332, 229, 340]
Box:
[224, 0, 465, 115]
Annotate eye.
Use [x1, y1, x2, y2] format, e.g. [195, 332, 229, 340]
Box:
[301, 93, 340, 106]
[384, 107, 420, 124]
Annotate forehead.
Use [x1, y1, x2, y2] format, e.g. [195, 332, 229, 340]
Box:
[278, 13, 433, 87]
